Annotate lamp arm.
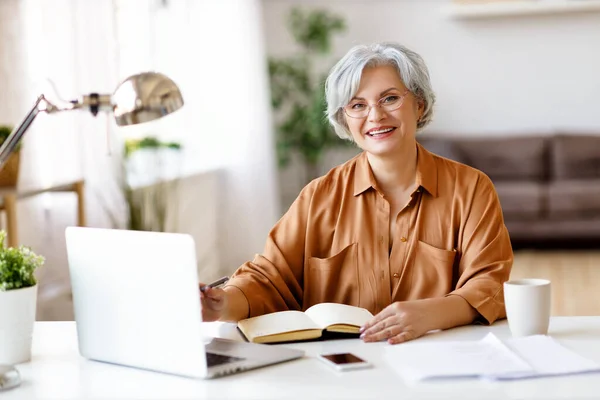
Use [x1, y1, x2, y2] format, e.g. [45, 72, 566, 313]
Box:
[0, 92, 114, 171]
[43, 93, 113, 116]
[0, 95, 46, 170]
[0, 71, 183, 172]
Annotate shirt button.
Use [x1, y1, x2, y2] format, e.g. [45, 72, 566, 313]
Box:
[379, 236, 384, 244]
[400, 237, 407, 242]
[393, 273, 400, 278]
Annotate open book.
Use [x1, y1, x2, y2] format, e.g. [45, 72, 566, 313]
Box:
[237, 303, 374, 344]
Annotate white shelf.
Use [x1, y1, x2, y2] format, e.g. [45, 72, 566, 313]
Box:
[441, 0, 600, 19]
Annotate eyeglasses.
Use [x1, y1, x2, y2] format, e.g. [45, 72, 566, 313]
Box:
[343, 89, 410, 119]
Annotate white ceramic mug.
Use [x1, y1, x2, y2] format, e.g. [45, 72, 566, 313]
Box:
[504, 279, 551, 337]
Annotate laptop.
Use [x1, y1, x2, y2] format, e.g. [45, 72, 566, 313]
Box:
[65, 226, 304, 379]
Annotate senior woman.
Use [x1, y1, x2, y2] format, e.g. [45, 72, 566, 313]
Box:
[200, 42, 513, 344]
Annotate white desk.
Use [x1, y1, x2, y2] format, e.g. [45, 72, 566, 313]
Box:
[5, 317, 600, 399]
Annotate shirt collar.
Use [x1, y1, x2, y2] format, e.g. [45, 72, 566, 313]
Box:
[415, 142, 438, 198]
[353, 152, 375, 196]
[353, 143, 438, 198]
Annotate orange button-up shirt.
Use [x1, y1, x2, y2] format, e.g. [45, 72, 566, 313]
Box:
[227, 143, 513, 324]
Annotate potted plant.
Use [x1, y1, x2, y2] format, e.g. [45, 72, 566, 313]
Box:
[268, 8, 351, 182]
[0, 230, 45, 364]
[97, 136, 184, 233]
[0, 125, 21, 187]
[123, 136, 183, 232]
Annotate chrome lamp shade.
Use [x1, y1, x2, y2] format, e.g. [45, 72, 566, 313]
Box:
[0, 72, 184, 170]
[113, 72, 184, 127]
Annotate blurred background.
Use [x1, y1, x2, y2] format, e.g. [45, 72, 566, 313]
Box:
[0, 0, 599, 320]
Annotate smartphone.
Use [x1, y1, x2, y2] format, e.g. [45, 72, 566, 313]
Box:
[317, 352, 371, 371]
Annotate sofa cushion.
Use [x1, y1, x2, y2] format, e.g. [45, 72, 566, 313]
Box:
[417, 137, 463, 163]
[547, 180, 600, 219]
[551, 135, 600, 180]
[494, 182, 544, 220]
[506, 218, 600, 240]
[453, 137, 548, 182]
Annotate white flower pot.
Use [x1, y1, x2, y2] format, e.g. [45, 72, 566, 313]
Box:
[0, 285, 37, 364]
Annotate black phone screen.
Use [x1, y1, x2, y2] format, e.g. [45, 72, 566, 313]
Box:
[321, 353, 366, 365]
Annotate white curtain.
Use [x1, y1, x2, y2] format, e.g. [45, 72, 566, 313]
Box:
[0, 0, 279, 319]
[183, 0, 281, 275]
[4, 0, 122, 320]
[115, 0, 280, 280]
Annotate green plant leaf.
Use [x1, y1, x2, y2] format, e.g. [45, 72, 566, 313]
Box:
[124, 136, 183, 159]
[268, 58, 311, 109]
[288, 8, 346, 53]
[0, 230, 45, 291]
[268, 8, 348, 178]
[0, 125, 22, 151]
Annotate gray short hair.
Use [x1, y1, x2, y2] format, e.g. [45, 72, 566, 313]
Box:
[325, 42, 436, 140]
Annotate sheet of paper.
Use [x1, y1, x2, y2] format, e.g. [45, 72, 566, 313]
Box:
[492, 335, 600, 380]
[384, 332, 533, 382]
[385, 332, 600, 382]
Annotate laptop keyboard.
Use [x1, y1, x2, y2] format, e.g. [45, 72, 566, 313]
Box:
[206, 352, 244, 367]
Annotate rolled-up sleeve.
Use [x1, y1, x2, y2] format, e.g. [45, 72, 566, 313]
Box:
[446, 173, 513, 324]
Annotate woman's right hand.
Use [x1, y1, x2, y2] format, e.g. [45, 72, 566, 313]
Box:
[199, 284, 228, 322]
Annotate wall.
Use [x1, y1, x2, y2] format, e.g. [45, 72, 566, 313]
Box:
[0, 0, 26, 127]
[262, 0, 600, 136]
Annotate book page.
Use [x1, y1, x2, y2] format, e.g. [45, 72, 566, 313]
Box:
[237, 310, 321, 341]
[304, 303, 374, 331]
[385, 333, 533, 382]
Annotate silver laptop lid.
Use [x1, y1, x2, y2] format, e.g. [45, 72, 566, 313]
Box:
[65, 227, 208, 378]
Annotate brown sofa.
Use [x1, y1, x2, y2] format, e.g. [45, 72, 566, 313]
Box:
[417, 134, 600, 247]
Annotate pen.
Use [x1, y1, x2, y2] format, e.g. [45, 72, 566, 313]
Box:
[200, 276, 229, 292]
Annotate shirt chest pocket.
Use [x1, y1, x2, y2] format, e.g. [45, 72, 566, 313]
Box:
[304, 243, 359, 309]
[409, 240, 456, 299]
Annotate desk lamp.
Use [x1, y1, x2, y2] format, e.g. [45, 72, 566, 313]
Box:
[0, 72, 184, 170]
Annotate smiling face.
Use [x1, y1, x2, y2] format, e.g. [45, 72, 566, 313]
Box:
[343, 64, 423, 159]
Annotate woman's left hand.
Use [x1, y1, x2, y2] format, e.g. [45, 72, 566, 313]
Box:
[359, 300, 433, 345]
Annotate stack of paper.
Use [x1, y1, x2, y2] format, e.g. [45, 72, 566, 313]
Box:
[385, 332, 600, 382]
[498, 334, 600, 380]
